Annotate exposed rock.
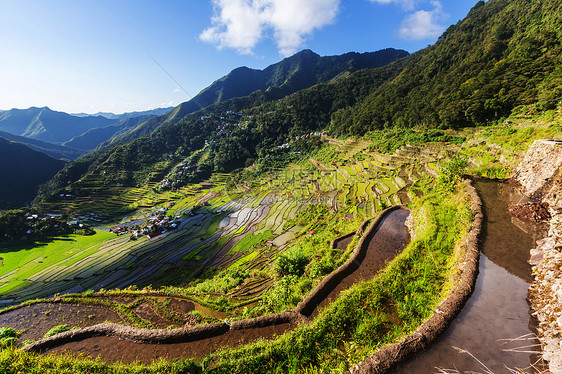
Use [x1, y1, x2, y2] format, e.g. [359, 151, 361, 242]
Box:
[514, 139, 562, 374]
[508, 202, 551, 223]
[514, 139, 562, 198]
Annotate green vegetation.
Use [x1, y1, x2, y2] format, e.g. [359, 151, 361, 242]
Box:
[0, 230, 115, 298]
[43, 325, 70, 338]
[0, 328, 17, 348]
[200, 161, 472, 373]
[0, 347, 201, 373]
[0, 209, 95, 243]
[330, 0, 562, 135]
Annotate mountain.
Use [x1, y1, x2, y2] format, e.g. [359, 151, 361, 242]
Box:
[36, 51, 410, 197]
[188, 48, 409, 110]
[328, 0, 562, 135]
[105, 48, 409, 146]
[39, 0, 562, 204]
[71, 107, 173, 120]
[0, 130, 84, 160]
[0, 107, 115, 143]
[0, 106, 173, 150]
[62, 115, 152, 151]
[0, 137, 66, 209]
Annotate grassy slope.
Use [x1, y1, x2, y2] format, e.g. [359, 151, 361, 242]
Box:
[0, 231, 115, 294]
[1, 119, 560, 372]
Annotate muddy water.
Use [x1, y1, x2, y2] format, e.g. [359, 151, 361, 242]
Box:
[43, 209, 410, 364]
[0, 303, 123, 342]
[310, 209, 410, 317]
[393, 180, 544, 374]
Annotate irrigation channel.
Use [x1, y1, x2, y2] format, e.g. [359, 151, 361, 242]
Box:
[393, 179, 546, 374]
[28, 208, 411, 364]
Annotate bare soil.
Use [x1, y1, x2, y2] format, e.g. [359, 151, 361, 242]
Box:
[508, 201, 551, 223]
[0, 303, 122, 342]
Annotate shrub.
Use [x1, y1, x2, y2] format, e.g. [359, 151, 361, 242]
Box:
[275, 248, 309, 277]
[0, 327, 18, 348]
[0, 327, 17, 340]
[43, 324, 69, 338]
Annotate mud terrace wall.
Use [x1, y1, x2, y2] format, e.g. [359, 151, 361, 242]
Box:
[351, 178, 483, 373]
[515, 139, 562, 374]
[22, 206, 407, 354]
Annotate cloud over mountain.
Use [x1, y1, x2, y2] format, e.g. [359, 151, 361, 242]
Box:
[200, 0, 340, 56]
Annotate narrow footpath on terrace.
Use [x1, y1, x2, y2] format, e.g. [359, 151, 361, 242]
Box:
[29, 208, 410, 364]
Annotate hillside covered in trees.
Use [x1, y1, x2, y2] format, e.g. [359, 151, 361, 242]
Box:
[36, 0, 562, 207]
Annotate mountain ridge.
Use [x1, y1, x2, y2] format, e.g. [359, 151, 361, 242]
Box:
[104, 48, 409, 147]
[0, 137, 66, 209]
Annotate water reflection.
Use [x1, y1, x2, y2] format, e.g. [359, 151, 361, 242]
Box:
[393, 180, 542, 373]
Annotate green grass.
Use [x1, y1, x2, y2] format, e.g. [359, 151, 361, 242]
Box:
[231, 251, 260, 268]
[202, 182, 473, 373]
[228, 230, 273, 254]
[0, 346, 201, 373]
[0, 231, 114, 292]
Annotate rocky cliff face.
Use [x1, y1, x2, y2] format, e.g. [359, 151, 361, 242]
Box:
[514, 139, 562, 373]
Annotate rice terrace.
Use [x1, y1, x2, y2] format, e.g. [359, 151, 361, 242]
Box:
[2, 0, 562, 372]
[2, 119, 558, 372]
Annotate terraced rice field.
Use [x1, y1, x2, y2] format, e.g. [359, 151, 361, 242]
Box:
[1, 140, 447, 306]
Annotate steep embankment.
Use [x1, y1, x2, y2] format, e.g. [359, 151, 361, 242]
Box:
[513, 139, 562, 373]
[0, 137, 66, 209]
[330, 0, 562, 135]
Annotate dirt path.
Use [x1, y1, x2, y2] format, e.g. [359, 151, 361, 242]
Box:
[37, 208, 410, 364]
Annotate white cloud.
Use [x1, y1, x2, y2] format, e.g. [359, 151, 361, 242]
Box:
[398, 1, 444, 40]
[368, 0, 416, 11]
[369, 0, 445, 41]
[200, 0, 340, 56]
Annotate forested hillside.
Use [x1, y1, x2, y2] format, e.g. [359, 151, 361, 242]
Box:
[103, 48, 408, 147]
[35, 0, 562, 207]
[0, 138, 66, 209]
[329, 0, 562, 135]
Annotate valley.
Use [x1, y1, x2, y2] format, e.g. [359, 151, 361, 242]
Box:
[1, 0, 562, 372]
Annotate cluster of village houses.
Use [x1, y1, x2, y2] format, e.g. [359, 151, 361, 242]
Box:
[158, 158, 198, 191]
[159, 112, 249, 191]
[24, 212, 102, 230]
[110, 207, 185, 239]
[271, 131, 327, 152]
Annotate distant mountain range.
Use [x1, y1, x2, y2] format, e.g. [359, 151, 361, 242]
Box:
[0, 130, 83, 161]
[70, 107, 173, 120]
[0, 137, 66, 209]
[0, 107, 115, 144]
[0, 106, 173, 154]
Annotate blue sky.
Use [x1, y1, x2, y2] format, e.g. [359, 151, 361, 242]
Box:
[0, 0, 479, 114]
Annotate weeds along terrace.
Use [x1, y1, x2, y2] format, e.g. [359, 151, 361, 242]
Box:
[0, 155, 475, 373]
[1, 137, 442, 313]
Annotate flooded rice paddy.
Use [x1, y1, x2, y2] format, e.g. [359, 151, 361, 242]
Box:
[41, 209, 410, 364]
[393, 180, 545, 373]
